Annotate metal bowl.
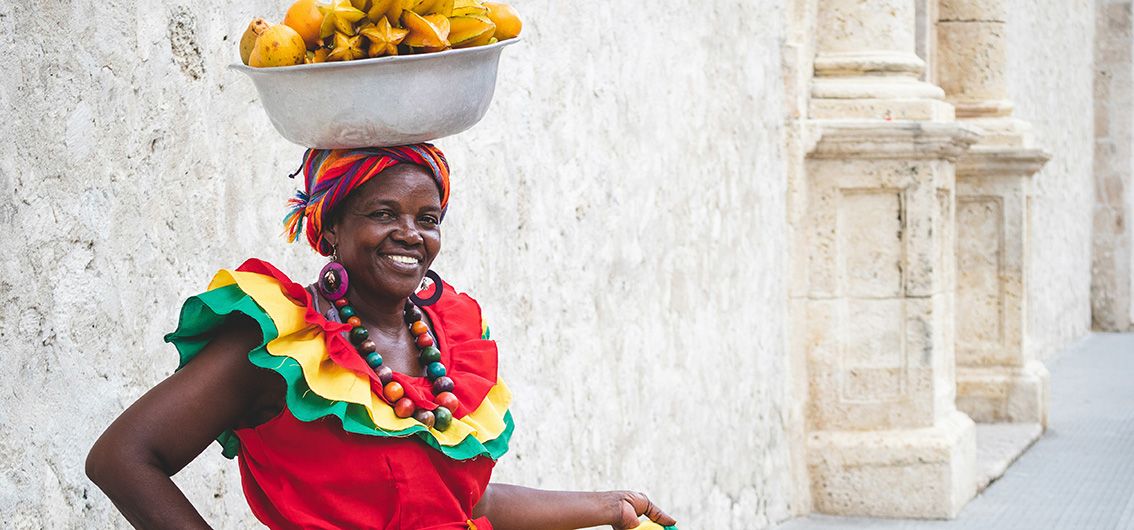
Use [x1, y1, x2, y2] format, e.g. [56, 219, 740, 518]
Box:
[230, 38, 518, 149]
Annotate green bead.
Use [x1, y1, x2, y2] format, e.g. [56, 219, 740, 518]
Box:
[434, 406, 452, 431]
[350, 326, 369, 344]
[419, 346, 441, 364]
[426, 362, 446, 380]
[365, 351, 383, 368]
[339, 306, 356, 318]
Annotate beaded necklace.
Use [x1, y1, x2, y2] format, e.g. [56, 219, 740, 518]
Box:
[318, 262, 460, 431]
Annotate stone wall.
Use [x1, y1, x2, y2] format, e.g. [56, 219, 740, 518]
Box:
[0, 0, 794, 528]
[1093, 0, 1134, 331]
[1005, 0, 1097, 359]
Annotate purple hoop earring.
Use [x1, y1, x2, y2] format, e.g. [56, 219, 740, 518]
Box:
[410, 270, 443, 307]
[317, 261, 349, 301]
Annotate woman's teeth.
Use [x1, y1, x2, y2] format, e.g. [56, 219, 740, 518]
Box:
[385, 254, 419, 265]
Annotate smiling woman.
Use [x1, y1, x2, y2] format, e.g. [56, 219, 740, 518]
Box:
[84, 144, 677, 530]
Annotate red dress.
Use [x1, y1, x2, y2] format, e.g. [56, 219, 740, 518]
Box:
[166, 259, 514, 529]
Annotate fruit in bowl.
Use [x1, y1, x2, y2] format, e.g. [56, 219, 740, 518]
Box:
[239, 0, 522, 67]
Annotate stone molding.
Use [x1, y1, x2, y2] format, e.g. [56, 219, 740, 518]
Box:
[957, 145, 1051, 178]
[807, 121, 981, 161]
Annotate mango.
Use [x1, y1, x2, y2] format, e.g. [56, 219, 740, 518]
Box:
[284, 0, 325, 48]
[249, 24, 307, 67]
[239, 18, 271, 65]
[484, 2, 520, 40]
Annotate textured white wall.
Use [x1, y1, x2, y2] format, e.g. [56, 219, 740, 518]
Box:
[1005, 0, 1097, 360]
[0, 0, 793, 528]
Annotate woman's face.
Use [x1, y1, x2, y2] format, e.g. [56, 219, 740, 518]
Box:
[324, 164, 443, 302]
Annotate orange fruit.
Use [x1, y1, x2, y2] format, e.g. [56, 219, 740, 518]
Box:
[284, 0, 325, 48]
[484, 2, 521, 40]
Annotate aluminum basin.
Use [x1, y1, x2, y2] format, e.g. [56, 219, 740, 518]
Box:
[230, 38, 518, 149]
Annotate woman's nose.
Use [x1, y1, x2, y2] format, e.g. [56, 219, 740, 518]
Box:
[392, 216, 424, 245]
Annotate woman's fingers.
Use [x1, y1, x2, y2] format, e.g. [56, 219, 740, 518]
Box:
[616, 491, 677, 529]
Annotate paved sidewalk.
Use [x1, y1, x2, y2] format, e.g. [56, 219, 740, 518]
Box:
[778, 333, 1134, 530]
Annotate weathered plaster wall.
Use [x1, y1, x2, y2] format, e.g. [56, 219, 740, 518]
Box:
[1005, 0, 1097, 360]
[1092, 0, 1134, 331]
[0, 0, 793, 528]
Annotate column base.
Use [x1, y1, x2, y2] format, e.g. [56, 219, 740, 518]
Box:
[807, 411, 977, 519]
[957, 360, 1050, 427]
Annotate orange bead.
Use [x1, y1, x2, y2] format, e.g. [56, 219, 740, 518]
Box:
[394, 397, 415, 418]
[410, 321, 429, 336]
[435, 391, 460, 412]
[347, 316, 362, 327]
[383, 381, 404, 402]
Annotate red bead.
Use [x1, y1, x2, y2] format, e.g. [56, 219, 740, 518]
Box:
[415, 333, 434, 348]
[383, 381, 404, 402]
[394, 397, 415, 418]
[347, 316, 362, 327]
[334, 298, 349, 308]
[410, 321, 429, 336]
[413, 409, 436, 428]
[435, 391, 459, 412]
[376, 366, 394, 386]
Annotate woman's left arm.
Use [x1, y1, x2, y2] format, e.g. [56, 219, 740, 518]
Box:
[473, 483, 676, 530]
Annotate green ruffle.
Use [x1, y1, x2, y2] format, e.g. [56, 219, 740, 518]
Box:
[164, 283, 513, 461]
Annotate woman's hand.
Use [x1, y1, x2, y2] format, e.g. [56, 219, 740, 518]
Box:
[609, 490, 677, 529]
[475, 484, 677, 530]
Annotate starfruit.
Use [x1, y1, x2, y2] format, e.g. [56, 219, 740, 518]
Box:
[327, 31, 367, 61]
[360, 17, 409, 57]
[367, 0, 406, 24]
[448, 15, 495, 48]
[319, 0, 366, 38]
[452, 0, 488, 17]
[411, 0, 454, 17]
[402, 10, 450, 48]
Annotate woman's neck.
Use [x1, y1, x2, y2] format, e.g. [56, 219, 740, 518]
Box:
[344, 287, 409, 335]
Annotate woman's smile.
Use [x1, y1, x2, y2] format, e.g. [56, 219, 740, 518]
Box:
[377, 252, 423, 273]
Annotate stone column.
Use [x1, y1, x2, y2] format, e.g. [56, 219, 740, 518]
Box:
[1092, 0, 1134, 332]
[798, 0, 978, 518]
[937, 0, 1052, 425]
[810, 0, 953, 121]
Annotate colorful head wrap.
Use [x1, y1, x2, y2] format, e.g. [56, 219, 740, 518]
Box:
[283, 144, 451, 256]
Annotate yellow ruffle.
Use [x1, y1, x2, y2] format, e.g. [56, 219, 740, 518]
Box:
[207, 269, 511, 447]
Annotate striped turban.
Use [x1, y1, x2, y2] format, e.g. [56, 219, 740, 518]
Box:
[282, 144, 451, 256]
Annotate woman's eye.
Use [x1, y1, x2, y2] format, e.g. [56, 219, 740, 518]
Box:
[419, 215, 440, 226]
[369, 210, 395, 220]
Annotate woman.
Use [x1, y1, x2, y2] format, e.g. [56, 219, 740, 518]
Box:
[86, 144, 677, 530]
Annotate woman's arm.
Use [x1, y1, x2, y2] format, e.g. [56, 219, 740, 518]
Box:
[86, 318, 277, 529]
[474, 483, 676, 530]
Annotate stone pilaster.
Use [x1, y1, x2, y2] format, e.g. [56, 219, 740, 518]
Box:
[1092, 0, 1134, 331]
[798, 122, 980, 518]
[798, 0, 979, 518]
[810, 0, 954, 121]
[937, 0, 1052, 425]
